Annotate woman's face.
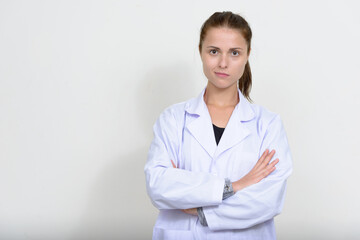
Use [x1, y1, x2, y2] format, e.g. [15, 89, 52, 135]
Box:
[200, 27, 250, 90]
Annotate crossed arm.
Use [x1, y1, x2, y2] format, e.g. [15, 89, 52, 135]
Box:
[176, 149, 279, 222]
[144, 111, 292, 230]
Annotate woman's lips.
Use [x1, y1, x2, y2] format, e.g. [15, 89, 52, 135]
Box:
[215, 72, 230, 77]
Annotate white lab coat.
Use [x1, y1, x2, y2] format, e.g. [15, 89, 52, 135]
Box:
[144, 88, 293, 240]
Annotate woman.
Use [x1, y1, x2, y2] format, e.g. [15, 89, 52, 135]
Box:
[144, 11, 292, 240]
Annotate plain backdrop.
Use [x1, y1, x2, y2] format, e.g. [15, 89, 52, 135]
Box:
[1, 0, 360, 239]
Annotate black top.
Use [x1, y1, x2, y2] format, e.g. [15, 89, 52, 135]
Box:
[212, 124, 225, 145]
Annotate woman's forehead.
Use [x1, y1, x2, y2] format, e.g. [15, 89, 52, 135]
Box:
[203, 27, 247, 48]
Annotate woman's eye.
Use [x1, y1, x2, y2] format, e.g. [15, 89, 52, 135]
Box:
[232, 51, 239, 56]
[210, 49, 218, 55]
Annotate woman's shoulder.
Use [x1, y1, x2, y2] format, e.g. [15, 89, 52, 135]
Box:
[249, 102, 282, 129]
[157, 99, 190, 124]
[248, 102, 289, 140]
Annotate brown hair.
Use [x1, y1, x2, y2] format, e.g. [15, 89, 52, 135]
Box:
[199, 11, 253, 102]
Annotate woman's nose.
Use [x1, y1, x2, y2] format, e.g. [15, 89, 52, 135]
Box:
[218, 55, 228, 68]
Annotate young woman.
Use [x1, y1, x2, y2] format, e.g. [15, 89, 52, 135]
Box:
[144, 11, 293, 240]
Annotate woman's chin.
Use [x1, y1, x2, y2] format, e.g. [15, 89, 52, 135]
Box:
[207, 81, 238, 90]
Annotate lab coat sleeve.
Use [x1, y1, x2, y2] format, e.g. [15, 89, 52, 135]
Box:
[202, 114, 293, 230]
[144, 107, 225, 210]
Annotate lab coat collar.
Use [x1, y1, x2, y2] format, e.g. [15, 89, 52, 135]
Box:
[184, 87, 255, 159]
[185, 88, 255, 121]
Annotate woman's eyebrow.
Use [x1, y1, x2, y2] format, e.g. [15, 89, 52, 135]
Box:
[206, 46, 220, 49]
[206, 46, 243, 50]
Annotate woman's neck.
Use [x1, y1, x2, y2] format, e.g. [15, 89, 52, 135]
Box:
[204, 83, 239, 107]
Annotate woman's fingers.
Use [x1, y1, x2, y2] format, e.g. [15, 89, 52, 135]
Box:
[182, 208, 198, 216]
[253, 150, 279, 181]
[261, 150, 276, 166]
[254, 149, 269, 168]
[235, 150, 279, 189]
[264, 158, 278, 175]
[259, 158, 279, 178]
[260, 149, 269, 160]
[268, 158, 279, 168]
[171, 159, 177, 168]
[255, 149, 275, 169]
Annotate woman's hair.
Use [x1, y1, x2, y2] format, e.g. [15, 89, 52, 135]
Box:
[199, 11, 253, 102]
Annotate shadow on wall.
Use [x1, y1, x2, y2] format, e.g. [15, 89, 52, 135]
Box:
[71, 62, 201, 240]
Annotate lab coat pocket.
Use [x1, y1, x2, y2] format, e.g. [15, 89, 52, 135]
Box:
[231, 151, 258, 180]
[153, 227, 195, 240]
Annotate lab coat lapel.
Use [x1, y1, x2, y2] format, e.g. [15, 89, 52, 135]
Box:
[185, 89, 217, 158]
[184, 88, 255, 159]
[214, 90, 255, 158]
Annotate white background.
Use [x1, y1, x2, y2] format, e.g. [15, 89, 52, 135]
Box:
[1, 0, 360, 239]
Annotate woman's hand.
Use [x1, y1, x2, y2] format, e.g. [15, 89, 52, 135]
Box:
[181, 208, 198, 216]
[232, 149, 279, 192]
